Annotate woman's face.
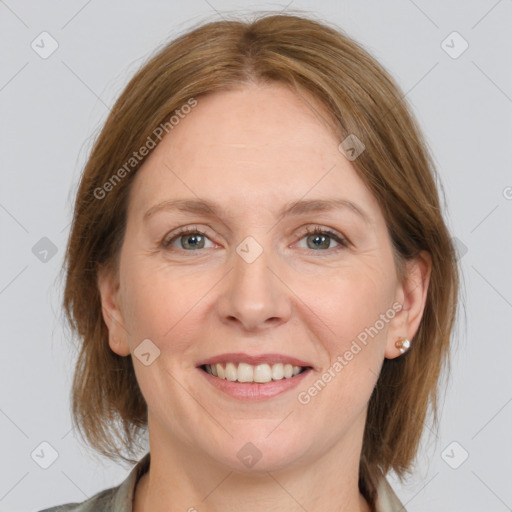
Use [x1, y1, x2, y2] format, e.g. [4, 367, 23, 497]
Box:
[99, 83, 423, 472]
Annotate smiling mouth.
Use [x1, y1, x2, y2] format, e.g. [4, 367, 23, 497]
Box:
[200, 362, 311, 383]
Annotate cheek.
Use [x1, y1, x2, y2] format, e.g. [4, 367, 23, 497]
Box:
[307, 258, 394, 340]
[119, 256, 186, 343]
[296, 258, 394, 394]
[296, 279, 392, 423]
[119, 252, 219, 360]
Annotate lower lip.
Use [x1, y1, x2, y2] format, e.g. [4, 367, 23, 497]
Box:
[198, 367, 313, 401]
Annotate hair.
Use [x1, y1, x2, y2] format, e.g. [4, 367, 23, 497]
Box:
[61, 10, 459, 509]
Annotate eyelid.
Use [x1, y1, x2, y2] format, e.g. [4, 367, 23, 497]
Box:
[295, 225, 349, 250]
[162, 225, 215, 248]
[161, 224, 350, 252]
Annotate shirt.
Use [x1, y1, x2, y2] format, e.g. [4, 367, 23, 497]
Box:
[39, 452, 406, 512]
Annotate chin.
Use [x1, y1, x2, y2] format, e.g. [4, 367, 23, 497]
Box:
[208, 434, 310, 474]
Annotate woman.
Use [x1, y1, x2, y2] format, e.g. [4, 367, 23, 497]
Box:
[41, 11, 459, 512]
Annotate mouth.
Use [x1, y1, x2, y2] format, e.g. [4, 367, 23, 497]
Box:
[199, 362, 312, 383]
[198, 361, 314, 401]
[195, 352, 315, 400]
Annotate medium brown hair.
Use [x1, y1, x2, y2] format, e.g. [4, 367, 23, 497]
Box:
[62, 11, 459, 508]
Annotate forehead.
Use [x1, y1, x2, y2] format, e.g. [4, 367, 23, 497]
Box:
[128, 83, 380, 220]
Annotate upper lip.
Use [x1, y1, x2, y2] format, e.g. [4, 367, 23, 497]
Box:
[197, 352, 314, 369]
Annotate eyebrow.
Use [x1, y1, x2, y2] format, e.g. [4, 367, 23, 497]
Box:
[143, 197, 371, 224]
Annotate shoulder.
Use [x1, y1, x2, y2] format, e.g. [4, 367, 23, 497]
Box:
[375, 476, 407, 512]
[38, 486, 116, 512]
[38, 452, 151, 512]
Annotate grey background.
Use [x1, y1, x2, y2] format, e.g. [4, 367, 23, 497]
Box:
[1, 1, 511, 511]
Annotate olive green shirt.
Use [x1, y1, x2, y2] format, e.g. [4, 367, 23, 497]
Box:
[39, 452, 406, 511]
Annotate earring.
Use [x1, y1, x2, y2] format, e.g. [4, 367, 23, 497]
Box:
[395, 337, 411, 354]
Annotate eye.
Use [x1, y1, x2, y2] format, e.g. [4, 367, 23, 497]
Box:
[162, 225, 215, 251]
[161, 225, 349, 254]
[296, 226, 349, 253]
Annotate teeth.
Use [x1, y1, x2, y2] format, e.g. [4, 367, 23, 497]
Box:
[237, 363, 254, 382]
[204, 362, 306, 382]
[272, 363, 284, 380]
[225, 362, 237, 382]
[253, 364, 272, 383]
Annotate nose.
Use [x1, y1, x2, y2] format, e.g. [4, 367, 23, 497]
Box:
[215, 241, 292, 332]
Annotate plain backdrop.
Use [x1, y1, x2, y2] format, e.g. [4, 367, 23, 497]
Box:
[1, 1, 511, 511]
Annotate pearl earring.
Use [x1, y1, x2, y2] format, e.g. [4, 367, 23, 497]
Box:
[395, 337, 411, 354]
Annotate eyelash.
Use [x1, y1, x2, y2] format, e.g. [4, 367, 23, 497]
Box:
[161, 225, 349, 254]
[300, 226, 349, 252]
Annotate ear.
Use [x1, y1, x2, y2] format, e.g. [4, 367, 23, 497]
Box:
[97, 264, 131, 357]
[385, 250, 432, 359]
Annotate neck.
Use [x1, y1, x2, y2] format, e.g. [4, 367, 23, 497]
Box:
[134, 413, 371, 512]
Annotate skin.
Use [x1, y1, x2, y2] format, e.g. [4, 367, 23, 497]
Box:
[98, 82, 431, 512]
